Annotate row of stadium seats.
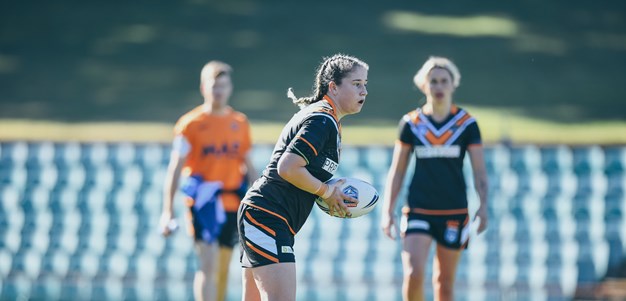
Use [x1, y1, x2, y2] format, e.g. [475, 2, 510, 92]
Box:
[1, 141, 625, 300]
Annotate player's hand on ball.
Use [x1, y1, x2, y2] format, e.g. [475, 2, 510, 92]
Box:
[322, 178, 358, 218]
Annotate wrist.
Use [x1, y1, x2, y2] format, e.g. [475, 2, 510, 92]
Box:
[320, 184, 333, 199]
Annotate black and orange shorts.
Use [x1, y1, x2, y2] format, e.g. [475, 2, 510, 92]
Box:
[401, 207, 471, 250]
[237, 203, 296, 268]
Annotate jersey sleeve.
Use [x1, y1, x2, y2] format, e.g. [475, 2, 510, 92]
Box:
[286, 114, 335, 164]
[398, 116, 415, 145]
[465, 121, 482, 146]
[174, 116, 192, 140]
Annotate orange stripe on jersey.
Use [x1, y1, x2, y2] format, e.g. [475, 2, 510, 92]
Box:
[322, 95, 341, 131]
[245, 241, 279, 263]
[403, 207, 469, 215]
[297, 136, 318, 156]
[408, 110, 420, 124]
[425, 130, 453, 145]
[243, 202, 296, 235]
[245, 211, 276, 236]
[455, 114, 471, 126]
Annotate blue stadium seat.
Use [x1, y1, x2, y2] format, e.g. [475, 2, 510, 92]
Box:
[42, 250, 71, 279]
[131, 253, 158, 282]
[250, 144, 273, 174]
[484, 144, 510, 178]
[572, 146, 604, 176]
[91, 278, 124, 301]
[0, 249, 12, 280]
[1, 275, 32, 301]
[362, 145, 391, 174]
[604, 146, 626, 175]
[31, 275, 63, 300]
[80, 142, 110, 169]
[135, 143, 165, 169]
[540, 145, 573, 175]
[108, 142, 136, 167]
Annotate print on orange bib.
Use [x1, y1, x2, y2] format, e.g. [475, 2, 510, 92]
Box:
[175, 105, 252, 212]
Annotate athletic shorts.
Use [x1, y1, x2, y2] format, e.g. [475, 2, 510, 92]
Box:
[401, 208, 471, 250]
[186, 199, 238, 248]
[217, 212, 238, 248]
[238, 203, 296, 268]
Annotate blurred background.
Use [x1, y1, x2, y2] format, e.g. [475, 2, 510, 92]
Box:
[2, 0, 626, 124]
[1, 0, 626, 300]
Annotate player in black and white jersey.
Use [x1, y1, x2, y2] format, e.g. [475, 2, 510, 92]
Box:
[381, 57, 489, 301]
[238, 54, 369, 301]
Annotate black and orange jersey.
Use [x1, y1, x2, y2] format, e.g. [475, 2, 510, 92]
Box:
[398, 105, 481, 212]
[175, 105, 252, 212]
[243, 95, 341, 233]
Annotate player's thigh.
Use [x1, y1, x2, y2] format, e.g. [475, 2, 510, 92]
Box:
[402, 233, 433, 273]
[434, 244, 462, 279]
[252, 262, 296, 301]
[194, 241, 218, 270]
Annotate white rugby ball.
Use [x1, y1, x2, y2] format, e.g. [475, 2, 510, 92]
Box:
[315, 177, 380, 218]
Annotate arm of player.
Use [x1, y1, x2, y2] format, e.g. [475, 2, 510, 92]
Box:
[381, 141, 412, 240]
[277, 152, 357, 218]
[468, 145, 489, 234]
[161, 135, 189, 237]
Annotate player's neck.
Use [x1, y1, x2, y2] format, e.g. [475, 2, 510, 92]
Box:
[424, 100, 451, 122]
[202, 102, 229, 115]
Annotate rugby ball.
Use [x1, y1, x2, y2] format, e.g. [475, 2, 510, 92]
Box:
[315, 177, 379, 218]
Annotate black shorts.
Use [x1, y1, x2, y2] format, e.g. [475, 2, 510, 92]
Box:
[217, 212, 238, 248]
[238, 203, 296, 268]
[187, 202, 238, 248]
[401, 209, 470, 250]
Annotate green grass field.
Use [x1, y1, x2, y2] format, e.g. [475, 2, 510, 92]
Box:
[1, 106, 624, 145]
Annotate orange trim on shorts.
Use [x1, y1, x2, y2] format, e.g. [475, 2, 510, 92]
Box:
[245, 241, 278, 263]
[297, 136, 318, 156]
[243, 202, 296, 235]
[245, 211, 276, 236]
[403, 207, 469, 215]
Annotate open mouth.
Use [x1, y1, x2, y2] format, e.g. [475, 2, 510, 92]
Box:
[358, 99, 365, 104]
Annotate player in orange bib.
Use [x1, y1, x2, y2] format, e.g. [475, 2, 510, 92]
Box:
[161, 61, 256, 301]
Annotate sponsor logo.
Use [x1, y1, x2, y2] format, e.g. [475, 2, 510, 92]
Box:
[444, 221, 459, 244]
[322, 158, 338, 174]
[281, 246, 294, 254]
[415, 145, 461, 158]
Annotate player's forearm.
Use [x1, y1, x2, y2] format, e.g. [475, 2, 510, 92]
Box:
[162, 174, 178, 213]
[383, 172, 405, 215]
[474, 172, 488, 206]
[278, 165, 323, 195]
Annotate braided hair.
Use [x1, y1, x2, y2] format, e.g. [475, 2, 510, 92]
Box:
[287, 54, 369, 108]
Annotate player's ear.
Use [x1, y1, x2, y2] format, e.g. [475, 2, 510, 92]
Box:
[328, 81, 338, 96]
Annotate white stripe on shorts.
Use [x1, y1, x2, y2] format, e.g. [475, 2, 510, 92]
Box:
[243, 218, 277, 256]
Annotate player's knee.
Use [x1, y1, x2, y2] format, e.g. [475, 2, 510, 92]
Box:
[433, 276, 455, 295]
[404, 266, 425, 283]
